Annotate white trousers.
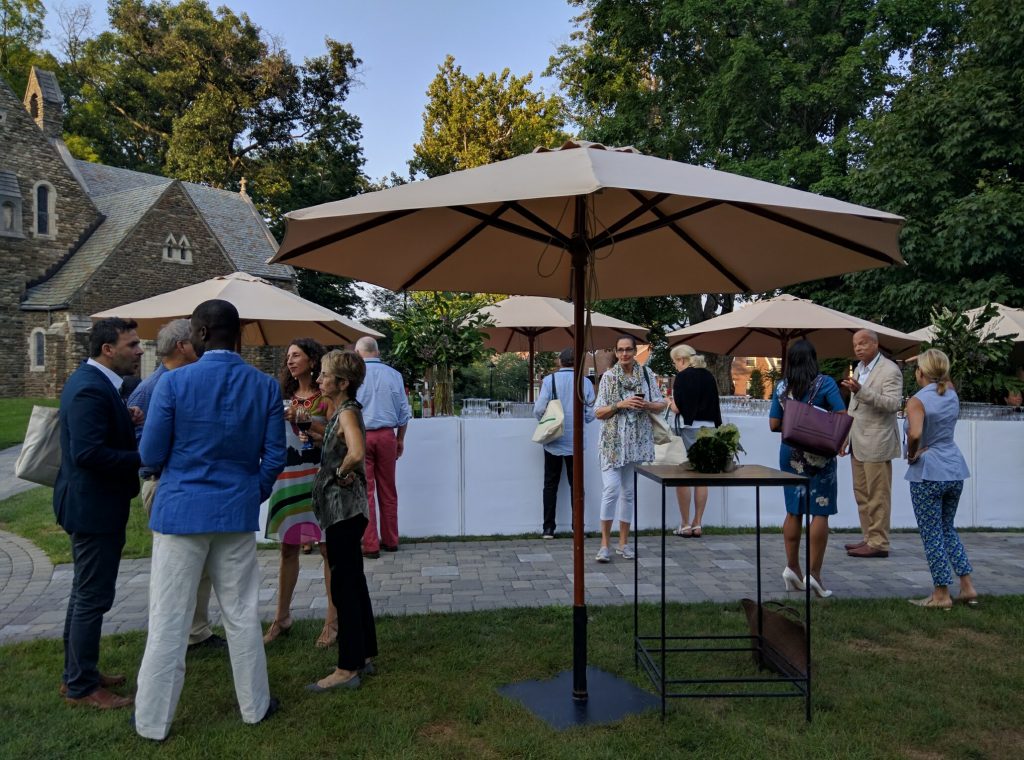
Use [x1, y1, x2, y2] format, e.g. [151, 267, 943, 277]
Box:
[134, 531, 269, 741]
[600, 463, 636, 524]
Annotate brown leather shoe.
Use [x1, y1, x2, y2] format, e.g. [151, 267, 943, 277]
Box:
[59, 673, 127, 697]
[65, 687, 133, 709]
[847, 544, 889, 558]
[844, 540, 866, 551]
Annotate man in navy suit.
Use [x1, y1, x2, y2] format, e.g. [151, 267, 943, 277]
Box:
[134, 300, 286, 741]
[54, 318, 144, 709]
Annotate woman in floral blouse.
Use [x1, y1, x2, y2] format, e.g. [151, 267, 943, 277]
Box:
[594, 335, 666, 562]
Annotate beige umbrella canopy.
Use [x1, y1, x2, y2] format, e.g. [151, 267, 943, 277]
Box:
[269, 140, 904, 704]
[477, 296, 648, 400]
[666, 293, 921, 362]
[909, 303, 1024, 343]
[91, 271, 382, 346]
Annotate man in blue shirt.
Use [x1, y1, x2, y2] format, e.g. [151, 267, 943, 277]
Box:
[127, 318, 223, 651]
[134, 300, 286, 741]
[533, 348, 596, 538]
[355, 337, 412, 558]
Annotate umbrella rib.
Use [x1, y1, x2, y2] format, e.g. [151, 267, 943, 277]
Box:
[276, 209, 418, 261]
[505, 202, 573, 246]
[401, 203, 515, 290]
[625, 192, 750, 291]
[588, 192, 672, 249]
[595, 199, 721, 248]
[450, 205, 571, 248]
[731, 203, 900, 264]
[724, 330, 754, 356]
[314, 321, 353, 345]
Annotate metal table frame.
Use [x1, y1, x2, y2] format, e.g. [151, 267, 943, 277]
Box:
[633, 464, 812, 721]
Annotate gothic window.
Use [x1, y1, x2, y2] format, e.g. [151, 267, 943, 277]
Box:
[1, 201, 17, 234]
[0, 171, 23, 238]
[29, 94, 39, 119]
[30, 329, 45, 371]
[32, 181, 55, 237]
[162, 233, 193, 264]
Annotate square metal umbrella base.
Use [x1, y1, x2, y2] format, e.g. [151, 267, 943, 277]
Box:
[498, 666, 660, 730]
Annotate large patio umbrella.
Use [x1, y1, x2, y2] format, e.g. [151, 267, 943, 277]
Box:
[477, 296, 648, 400]
[665, 293, 920, 368]
[908, 302, 1024, 343]
[91, 271, 382, 346]
[269, 140, 904, 708]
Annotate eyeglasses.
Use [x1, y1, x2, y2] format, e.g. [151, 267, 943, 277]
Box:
[614, 347, 636, 353]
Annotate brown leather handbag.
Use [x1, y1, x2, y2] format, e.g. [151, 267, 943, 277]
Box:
[740, 598, 808, 678]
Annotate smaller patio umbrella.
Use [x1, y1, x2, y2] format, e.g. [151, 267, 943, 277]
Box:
[909, 303, 1024, 343]
[477, 296, 648, 400]
[665, 293, 920, 366]
[91, 271, 382, 346]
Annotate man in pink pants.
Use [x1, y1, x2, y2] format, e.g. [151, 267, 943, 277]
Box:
[355, 337, 411, 558]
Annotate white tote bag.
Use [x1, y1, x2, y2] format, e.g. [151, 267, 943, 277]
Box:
[654, 435, 687, 466]
[532, 374, 565, 444]
[15, 405, 62, 487]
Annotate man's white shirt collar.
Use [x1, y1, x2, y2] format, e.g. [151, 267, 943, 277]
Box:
[86, 358, 124, 393]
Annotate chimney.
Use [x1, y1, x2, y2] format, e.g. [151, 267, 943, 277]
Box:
[23, 67, 65, 140]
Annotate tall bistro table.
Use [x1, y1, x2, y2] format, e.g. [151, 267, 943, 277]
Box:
[633, 464, 812, 720]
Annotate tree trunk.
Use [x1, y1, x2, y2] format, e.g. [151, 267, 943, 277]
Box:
[427, 365, 454, 416]
[704, 352, 735, 396]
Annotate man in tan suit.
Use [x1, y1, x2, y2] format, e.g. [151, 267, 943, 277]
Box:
[841, 329, 904, 558]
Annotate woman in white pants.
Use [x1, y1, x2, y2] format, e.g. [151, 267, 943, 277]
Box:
[594, 335, 666, 562]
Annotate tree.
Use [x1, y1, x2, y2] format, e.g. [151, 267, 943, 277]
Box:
[549, 0, 934, 363]
[746, 368, 765, 400]
[0, 0, 59, 95]
[794, 0, 1024, 330]
[409, 54, 569, 179]
[924, 303, 1020, 403]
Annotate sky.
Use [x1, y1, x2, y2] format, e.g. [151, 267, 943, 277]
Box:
[44, 0, 579, 181]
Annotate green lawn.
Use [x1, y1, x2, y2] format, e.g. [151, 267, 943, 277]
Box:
[0, 397, 59, 449]
[0, 599, 1022, 758]
[0, 487, 152, 565]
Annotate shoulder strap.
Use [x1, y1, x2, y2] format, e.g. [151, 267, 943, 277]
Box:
[643, 366, 653, 397]
[549, 373, 558, 400]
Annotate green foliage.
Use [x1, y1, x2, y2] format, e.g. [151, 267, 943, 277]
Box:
[794, 0, 1024, 330]
[697, 422, 744, 457]
[60, 0, 366, 243]
[924, 303, 1020, 403]
[388, 292, 494, 383]
[409, 54, 569, 179]
[0, 0, 60, 96]
[0, 397, 58, 449]
[686, 436, 731, 473]
[745, 369, 765, 400]
[457, 354, 533, 402]
[294, 270, 360, 320]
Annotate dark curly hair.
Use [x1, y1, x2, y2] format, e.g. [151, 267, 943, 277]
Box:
[280, 338, 327, 398]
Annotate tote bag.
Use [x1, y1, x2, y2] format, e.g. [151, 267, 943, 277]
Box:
[781, 376, 852, 458]
[15, 405, 61, 487]
[532, 374, 565, 444]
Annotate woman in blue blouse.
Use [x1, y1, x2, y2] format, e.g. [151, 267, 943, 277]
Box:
[769, 340, 846, 598]
[904, 349, 978, 609]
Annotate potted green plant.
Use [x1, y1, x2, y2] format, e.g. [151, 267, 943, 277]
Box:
[688, 423, 745, 473]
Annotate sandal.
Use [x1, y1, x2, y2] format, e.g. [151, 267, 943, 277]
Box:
[263, 616, 293, 643]
[908, 596, 952, 610]
[315, 620, 338, 649]
[672, 525, 692, 537]
[690, 525, 702, 538]
[956, 595, 980, 607]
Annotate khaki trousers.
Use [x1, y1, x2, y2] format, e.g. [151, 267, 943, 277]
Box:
[142, 478, 214, 644]
[851, 456, 893, 551]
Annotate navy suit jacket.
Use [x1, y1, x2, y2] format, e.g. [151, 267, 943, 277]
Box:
[53, 363, 141, 534]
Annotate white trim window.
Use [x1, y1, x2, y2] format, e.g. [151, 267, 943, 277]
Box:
[31, 181, 56, 238]
[30, 328, 45, 371]
[162, 233, 193, 264]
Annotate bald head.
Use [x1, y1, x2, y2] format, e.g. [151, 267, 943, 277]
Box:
[191, 299, 240, 355]
[355, 336, 379, 358]
[852, 329, 880, 365]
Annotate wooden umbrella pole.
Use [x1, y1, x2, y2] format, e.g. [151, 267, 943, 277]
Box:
[571, 195, 588, 702]
[528, 333, 536, 402]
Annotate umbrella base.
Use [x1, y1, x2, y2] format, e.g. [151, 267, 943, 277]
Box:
[498, 666, 659, 730]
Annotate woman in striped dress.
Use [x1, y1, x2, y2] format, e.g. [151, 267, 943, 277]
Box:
[264, 339, 338, 647]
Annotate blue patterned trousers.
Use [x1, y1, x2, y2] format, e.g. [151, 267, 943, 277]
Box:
[910, 480, 972, 587]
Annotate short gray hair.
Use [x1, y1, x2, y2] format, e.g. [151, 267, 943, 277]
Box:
[355, 336, 379, 355]
[670, 343, 706, 368]
[156, 319, 191, 357]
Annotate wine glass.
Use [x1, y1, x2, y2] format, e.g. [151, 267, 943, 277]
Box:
[294, 406, 314, 450]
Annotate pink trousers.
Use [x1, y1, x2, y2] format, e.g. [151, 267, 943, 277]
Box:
[362, 428, 399, 552]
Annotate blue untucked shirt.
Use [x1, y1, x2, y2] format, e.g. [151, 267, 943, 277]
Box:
[140, 351, 286, 534]
[356, 358, 412, 430]
[533, 369, 596, 456]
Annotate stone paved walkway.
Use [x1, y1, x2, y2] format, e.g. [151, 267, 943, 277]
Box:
[2, 523, 1023, 645]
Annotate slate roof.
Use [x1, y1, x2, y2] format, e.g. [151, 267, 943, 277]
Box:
[0, 170, 19, 198]
[22, 183, 170, 308]
[31, 67, 63, 103]
[74, 161, 290, 282]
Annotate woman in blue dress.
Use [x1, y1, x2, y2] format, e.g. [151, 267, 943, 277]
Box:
[769, 340, 846, 598]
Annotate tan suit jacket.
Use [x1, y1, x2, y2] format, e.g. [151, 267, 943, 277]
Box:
[847, 354, 903, 462]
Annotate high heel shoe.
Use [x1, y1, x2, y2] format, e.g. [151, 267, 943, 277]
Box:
[263, 616, 293, 644]
[804, 575, 833, 598]
[782, 567, 805, 591]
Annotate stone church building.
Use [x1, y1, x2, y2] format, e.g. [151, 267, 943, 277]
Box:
[0, 67, 294, 397]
